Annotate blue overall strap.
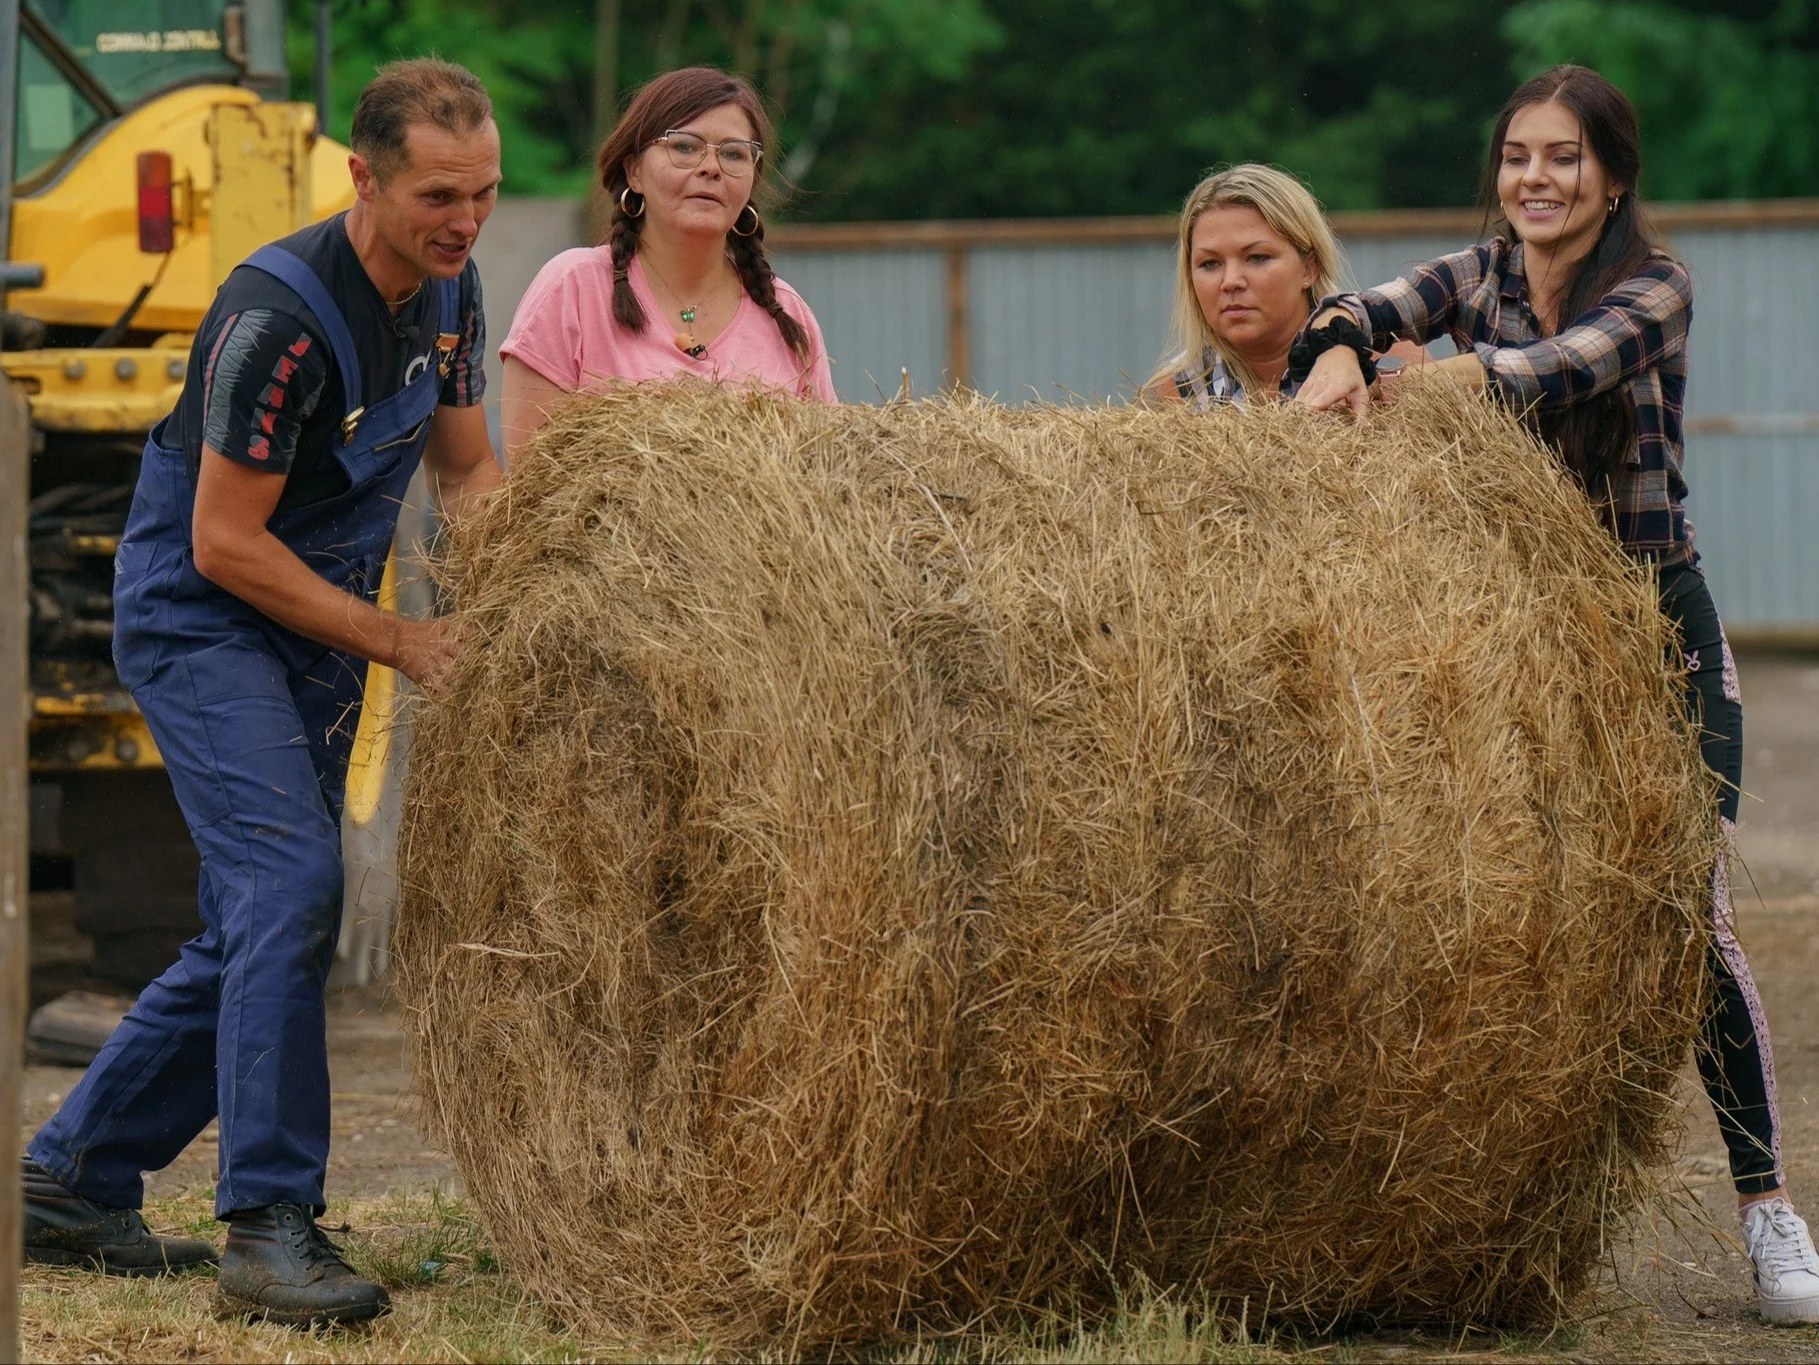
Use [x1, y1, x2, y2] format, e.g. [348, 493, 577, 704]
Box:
[242, 245, 363, 414]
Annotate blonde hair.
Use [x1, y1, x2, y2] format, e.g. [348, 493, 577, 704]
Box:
[1151, 164, 1349, 400]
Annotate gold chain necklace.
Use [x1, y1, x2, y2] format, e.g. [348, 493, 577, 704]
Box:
[388, 278, 424, 309]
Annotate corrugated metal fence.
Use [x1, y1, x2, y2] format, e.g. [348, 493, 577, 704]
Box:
[471, 201, 1819, 638]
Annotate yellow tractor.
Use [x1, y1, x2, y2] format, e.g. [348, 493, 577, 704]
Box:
[2, 0, 357, 1048]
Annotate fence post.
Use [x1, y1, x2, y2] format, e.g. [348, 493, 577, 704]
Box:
[944, 244, 970, 392]
[0, 378, 29, 1360]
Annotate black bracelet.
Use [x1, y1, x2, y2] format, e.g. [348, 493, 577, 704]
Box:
[1287, 315, 1379, 387]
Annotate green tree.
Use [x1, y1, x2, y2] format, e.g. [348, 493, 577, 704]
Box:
[291, 0, 589, 193]
[793, 0, 1520, 217]
[290, 0, 1001, 200]
[289, 0, 1819, 216]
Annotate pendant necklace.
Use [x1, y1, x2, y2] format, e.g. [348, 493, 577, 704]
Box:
[675, 303, 706, 358]
[643, 257, 720, 359]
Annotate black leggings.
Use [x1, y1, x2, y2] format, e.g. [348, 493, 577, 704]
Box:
[1660, 563, 1783, 1196]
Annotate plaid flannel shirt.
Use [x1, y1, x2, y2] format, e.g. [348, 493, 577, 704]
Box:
[1329, 239, 1696, 565]
[1172, 346, 1304, 410]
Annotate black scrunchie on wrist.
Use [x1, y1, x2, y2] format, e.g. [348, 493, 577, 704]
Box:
[1287, 316, 1379, 387]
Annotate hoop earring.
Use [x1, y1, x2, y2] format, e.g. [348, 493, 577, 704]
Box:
[1607, 196, 1620, 216]
[732, 204, 761, 238]
[619, 187, 645, 219]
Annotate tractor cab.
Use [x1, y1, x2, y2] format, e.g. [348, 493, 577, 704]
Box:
[12, 1, 285, 193]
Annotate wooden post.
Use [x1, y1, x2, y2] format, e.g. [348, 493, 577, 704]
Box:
[943, 244, 970, 392]
[313, 0, 332, 136]
[1, 379, 29, 1361]
[591, 0, 621, 144]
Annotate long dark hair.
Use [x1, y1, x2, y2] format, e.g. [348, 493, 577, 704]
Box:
[1479, 66, 1659, 521]
[595, 67, 810, 359]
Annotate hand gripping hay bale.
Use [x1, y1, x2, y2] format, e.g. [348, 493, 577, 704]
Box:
[395, 383, 1715, 1347]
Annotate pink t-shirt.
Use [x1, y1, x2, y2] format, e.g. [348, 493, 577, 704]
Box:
[499, 247, 836, 402]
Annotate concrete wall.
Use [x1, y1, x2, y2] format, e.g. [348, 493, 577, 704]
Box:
[469, 198, 588, 451]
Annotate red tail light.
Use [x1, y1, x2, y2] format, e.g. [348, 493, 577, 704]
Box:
[137, 151, 175, 254]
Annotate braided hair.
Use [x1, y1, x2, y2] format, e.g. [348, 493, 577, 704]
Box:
[596, 67, 811, 361]
[607, 207, 645, 336]
[727, 212, 809, 357]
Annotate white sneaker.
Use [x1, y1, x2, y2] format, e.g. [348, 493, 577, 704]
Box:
[1742, 1198, 1819, 1325]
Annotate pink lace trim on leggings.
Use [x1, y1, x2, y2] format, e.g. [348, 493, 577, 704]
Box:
[1710, 815, 1784, 1187]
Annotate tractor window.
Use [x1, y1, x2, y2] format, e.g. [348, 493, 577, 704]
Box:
[13, 27, 108, 185]
[29, 0, 237, 105]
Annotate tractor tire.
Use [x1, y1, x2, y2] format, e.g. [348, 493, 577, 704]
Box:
[59, 769, 201, 988]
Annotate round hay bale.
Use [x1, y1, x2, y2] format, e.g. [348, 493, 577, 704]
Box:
[395, 383, 1714, 1348]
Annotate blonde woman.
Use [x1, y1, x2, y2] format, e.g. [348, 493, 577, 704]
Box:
[1147, 164, 1407, 406]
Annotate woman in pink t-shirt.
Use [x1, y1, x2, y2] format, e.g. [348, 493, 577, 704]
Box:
[499, 67, 836, 462]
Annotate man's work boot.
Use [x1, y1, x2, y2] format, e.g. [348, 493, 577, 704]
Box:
[22, 1159, 219, 1276]
[215, 1203, 391, 1328]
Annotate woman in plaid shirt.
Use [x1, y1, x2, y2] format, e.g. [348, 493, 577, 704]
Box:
[1296, 64, 1819, 1325]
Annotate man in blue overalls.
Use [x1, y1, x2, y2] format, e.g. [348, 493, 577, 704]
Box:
[20, 59, 503, 1328]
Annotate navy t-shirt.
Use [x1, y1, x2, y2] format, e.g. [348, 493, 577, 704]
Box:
[164, 212, 485, 511]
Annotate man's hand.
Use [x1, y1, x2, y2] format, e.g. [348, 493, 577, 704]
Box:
[393, 616, 462, 690]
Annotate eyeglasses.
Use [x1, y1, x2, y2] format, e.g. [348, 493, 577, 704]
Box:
[655, 129, 763, 178]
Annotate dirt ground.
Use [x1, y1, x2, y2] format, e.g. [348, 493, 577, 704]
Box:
[1582, 650, 1819, 1362]
[17, 650, 1819, 1361]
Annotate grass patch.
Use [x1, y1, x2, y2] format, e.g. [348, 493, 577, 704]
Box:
[20, 1186, 1781, 1364]
[340, 1188, 491, 1289]
[19, 1192, 1314, 1365]
[885, 1291, 1287, 1364]
[23, 1186, 597, 1365]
